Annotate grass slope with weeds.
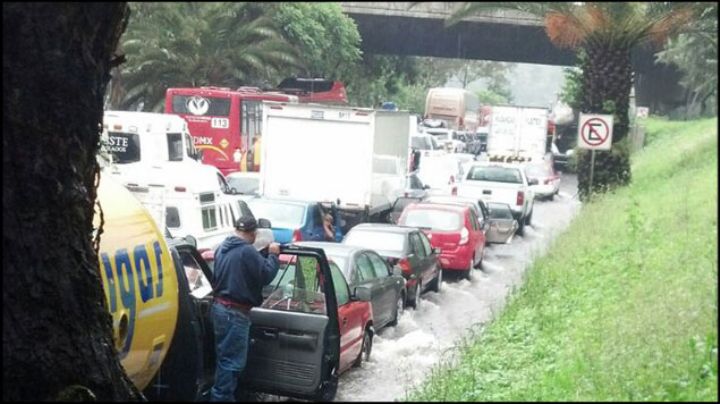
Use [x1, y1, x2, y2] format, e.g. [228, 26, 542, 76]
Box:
[409, 117, 718, 401]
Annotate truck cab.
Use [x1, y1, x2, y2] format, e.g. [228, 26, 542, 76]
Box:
[102, 111, 261, 250]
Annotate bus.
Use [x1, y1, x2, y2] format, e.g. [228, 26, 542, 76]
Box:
[423, 87, 480, 132]
[165, 79, 347, 176]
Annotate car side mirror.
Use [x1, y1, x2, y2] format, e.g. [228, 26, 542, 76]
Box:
[352, 285, 372, 302]
[258, 218, 272, 228]
[432, 247, 441, 255]
[230, 187, 238, 195]
[184, 234, 197, 248]
[423, 184, 431, 190]
[528, 178, 539, 186]
[392, 266, 403, 277]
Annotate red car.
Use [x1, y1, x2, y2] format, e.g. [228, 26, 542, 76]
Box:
[201, 249, 374, 375]
[398, 203, 486, 280]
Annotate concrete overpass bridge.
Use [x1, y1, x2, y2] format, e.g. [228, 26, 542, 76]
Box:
[340, 2, 684, 113]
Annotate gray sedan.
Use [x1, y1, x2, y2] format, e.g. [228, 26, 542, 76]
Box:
[295, 241, 407, 331]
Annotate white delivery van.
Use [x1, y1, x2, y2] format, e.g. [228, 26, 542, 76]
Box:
[260, 102, 410, 221]
[486, 106, 549, 162]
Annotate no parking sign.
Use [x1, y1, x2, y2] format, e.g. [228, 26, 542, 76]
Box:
[578, 114, 613, 150]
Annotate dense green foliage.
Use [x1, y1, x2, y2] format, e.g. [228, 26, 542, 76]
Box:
[409, 117, 718, 401]
[656, 3, 718, 118]
[269, 2, 362, 81]
[110, 2, 514, 113]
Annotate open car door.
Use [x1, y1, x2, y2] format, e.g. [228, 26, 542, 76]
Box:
[242, 245, 341, 401]
[485, 202, 519, 244]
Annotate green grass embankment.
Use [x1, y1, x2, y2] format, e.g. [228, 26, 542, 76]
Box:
[409, 117, 718, 401]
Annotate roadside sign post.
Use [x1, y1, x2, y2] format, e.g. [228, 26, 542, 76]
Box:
[578, 114, 614, 200]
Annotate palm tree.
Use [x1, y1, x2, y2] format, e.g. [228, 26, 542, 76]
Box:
[447, 2, 698, 199]
[115, 2, 299, 111]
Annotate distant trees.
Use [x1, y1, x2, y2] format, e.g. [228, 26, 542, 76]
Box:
[656, 3, 718, 118]
[113, 3, 299, 111]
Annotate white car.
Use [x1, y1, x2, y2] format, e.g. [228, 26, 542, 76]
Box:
[456, 162, 536, 236]
[226, 171, 260, 196]
[524, 161, 561, 200]
[424, 128, 466, 153]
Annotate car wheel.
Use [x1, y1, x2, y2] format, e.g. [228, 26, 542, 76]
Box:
[430, 268, 443, 293]
[474, 252, 483, 270]
[353, 328, 373, 367]
[525, 210, 533, 226]
[463, 258, 474, 281]
[516, 219, 525, 236]
[410, 281, 422, 310]
[389, 292, 404, 327]
[548, 193, 554, 201]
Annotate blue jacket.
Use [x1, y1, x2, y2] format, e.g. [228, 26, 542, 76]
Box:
[212, 235, 280, 307]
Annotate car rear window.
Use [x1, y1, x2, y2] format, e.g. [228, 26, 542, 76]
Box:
[400, 209, 462, 231]
[344, 231, 406, 255]
[525, 164, 550, 178]
[247, 200, 305, 229]
[487, 203, 514, 219]
[467, 166, 522, 184]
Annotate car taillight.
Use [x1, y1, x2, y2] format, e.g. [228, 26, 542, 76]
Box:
[292, 229, 302, 242]
[397, 258, 412, 274]
[544, 178, 552, 185]
[516, 191, 524, 206]
[449, 175, 455, 184]
[459, 227, 469, 245]
[451, 186, 457, 196]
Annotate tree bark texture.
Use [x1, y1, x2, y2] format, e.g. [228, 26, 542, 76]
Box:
[581, 41, 632, 143]
[2, 3, 138, 401]
[576, 41, 633, 200]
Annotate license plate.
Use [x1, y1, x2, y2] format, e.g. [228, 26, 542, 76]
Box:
[483, 190, 491, 195]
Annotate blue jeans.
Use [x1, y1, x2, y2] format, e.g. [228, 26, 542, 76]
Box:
[210, 302, 251, 402]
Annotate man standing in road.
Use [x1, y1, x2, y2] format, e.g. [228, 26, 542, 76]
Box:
[210, 216, 281, 401]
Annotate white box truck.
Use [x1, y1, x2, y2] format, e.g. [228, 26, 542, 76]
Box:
[485, 106, 550, 163]
[260, 102, 410, 223]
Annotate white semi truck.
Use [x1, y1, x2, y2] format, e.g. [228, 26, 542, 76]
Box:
[260, 102, 410, 227]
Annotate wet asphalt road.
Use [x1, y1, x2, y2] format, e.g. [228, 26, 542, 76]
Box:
[333, 173, 581, 402]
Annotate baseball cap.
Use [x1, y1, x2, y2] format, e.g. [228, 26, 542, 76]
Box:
[235, 216, 258, 232]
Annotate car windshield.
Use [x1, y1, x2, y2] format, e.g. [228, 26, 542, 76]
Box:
[467, 166, 522, 184]
[487, 203, 514, 219]
[344, 230, 406, 255]
[411, 136, 431, 150]
[106, 132, 140, 164]
[228, 176, 259, 194]
[247, 200, 306, 229]
[525, 164, 550, 178]
[401, 209, 462, 231]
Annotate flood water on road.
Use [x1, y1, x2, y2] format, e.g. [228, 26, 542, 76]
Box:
[334, 174, 581, 402]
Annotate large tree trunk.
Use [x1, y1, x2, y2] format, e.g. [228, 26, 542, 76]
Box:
[576, 40, 633, 200]
[2, 3, 138, 401]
